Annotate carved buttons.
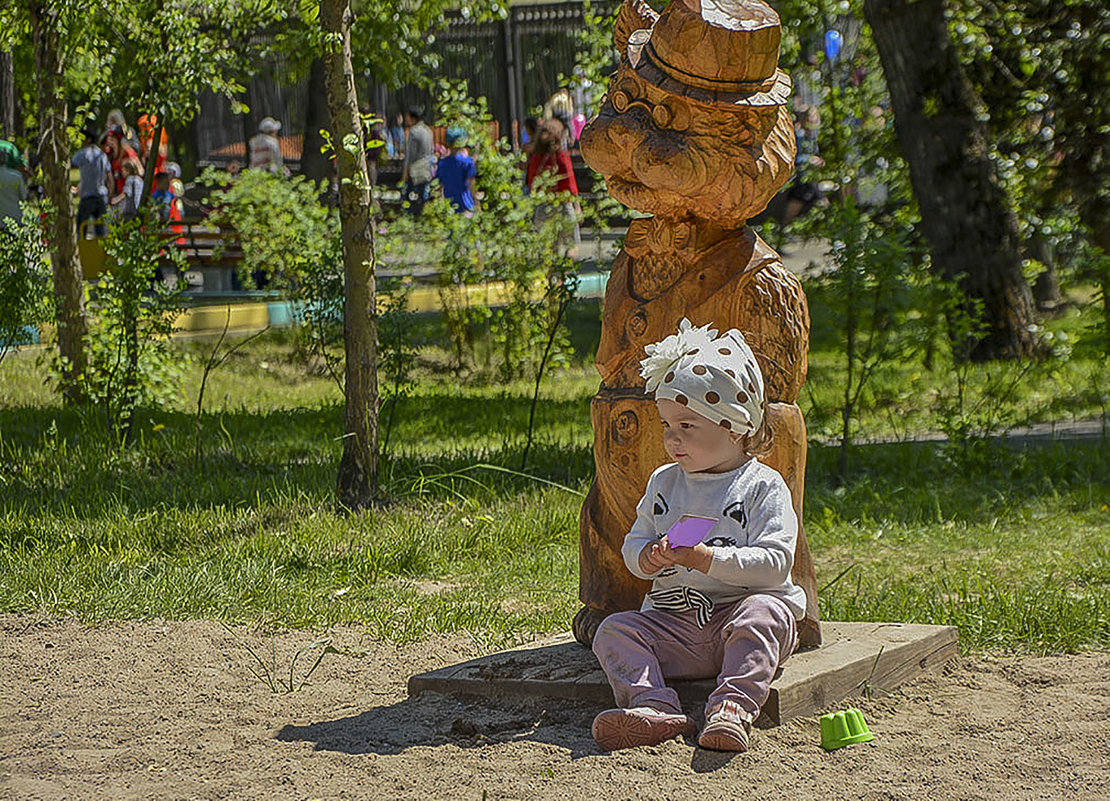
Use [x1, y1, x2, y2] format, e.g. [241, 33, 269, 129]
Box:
[612, 410, 640, 445]
[652, 103, 674, 127]
[609, 79, 691, 132]
[651, 100, 691, 131]
[628, 309, 649, 338]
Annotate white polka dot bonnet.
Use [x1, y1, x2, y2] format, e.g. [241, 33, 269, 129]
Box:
[639, 318, 765, 435]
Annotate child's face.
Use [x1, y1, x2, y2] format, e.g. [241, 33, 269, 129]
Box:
[656, 398, 747, 474]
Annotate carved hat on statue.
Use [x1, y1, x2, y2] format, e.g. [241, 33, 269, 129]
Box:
[615, 0, 792, 112]
[640, 318, 766, 435]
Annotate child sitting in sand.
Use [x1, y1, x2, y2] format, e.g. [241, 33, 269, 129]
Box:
[591, 318, 806, 753]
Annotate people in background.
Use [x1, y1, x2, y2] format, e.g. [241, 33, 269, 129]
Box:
[162, 163, 187, 245]
[151, 171, 174, 222]
[387, 113, 405, 159]
[0, 143, 26, 224]
[435, 127, 478, 215]
[103, 127, 141, 197]
[521, 116, 538, 155]
[71, 126, 112, 237]
[164, 162, 186, 222]
[526, 117, 581, 256]
[400, 105, 434, 218]
[526, 119, 578, 197]
[110, 157, 144, 219]
[137, 113, 168, 176]
[0, 139, 26, 172]
[248, 117, 284, 174]
[520, 116, 539, 195]
[104, 109, 141, 156]
[362, 105, 387, 186]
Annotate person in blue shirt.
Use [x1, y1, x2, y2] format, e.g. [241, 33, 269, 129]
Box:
[434, 127, 479, 214]
[71, 127, 112, 237]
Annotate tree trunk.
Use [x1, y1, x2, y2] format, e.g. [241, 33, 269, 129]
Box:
[30, 1, 88, 402]
[864, 0, 1043, 361]
[0, 50, 14, 137]
[321, 0, 379, 509]
[140, 114, 166, 202]
[301, 57, 331, 183]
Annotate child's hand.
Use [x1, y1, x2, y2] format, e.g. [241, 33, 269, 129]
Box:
[638, 540, 675, 575]
[667, 542, 714, 574]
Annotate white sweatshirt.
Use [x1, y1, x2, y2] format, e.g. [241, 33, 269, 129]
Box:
[621, 459, 807, 620]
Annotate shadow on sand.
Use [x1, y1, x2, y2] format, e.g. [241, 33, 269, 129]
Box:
[277, 686, 745, 772]
[276, 690, 600, 759]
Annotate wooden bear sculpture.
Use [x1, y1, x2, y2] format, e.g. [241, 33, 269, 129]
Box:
[575, 0, 820, 648]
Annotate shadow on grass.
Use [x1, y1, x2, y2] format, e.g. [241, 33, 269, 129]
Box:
[805, 437, 1110, 528]
[276, 691, 599, 758]
[0, 399, 594, 522]
[1, 398, 1106, 530]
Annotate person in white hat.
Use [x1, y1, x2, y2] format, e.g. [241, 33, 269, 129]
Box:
[590, 319, 805, 754]
[248, 116, 284, 174]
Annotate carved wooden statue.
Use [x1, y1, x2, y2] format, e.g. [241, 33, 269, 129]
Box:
[575, 0, 821, 648]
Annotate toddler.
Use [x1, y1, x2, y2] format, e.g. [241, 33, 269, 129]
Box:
[150, 171, 174, 222]
[111, 158, 144, 219]
[591, 319, 806, 752]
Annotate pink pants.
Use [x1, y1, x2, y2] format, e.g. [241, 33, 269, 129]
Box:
[591, 594, 798, 722]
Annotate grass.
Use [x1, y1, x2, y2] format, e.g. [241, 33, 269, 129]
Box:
[801, 281, 1110, 443]
[0, 296, 1108, 654]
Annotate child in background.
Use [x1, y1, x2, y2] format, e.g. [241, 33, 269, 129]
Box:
[590, 318, 805, 753]
[151, 171, 174, 222]
[434, 127, 478, 215]
[103, 127, 141, 196]
[111, 158, 144, 219]
[165, 163, 186, 220]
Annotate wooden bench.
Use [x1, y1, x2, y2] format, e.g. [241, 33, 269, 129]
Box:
[77, 214, 245, 293]
[166, 216, 245, 292]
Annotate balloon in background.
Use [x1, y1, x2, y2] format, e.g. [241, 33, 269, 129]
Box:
[824, 29, 843, 61]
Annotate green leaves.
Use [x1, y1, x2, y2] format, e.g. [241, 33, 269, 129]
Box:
[201, 167, 338, 291]
[0, 210, 53, 366]
[64, 212, 189, 436]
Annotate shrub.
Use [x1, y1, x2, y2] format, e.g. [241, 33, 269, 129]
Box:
[0, 208, 53, 365]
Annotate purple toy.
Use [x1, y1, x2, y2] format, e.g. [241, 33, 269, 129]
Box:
[666, 515, 718, 548]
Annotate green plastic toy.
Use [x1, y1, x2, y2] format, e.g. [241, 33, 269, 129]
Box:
[819, 707, 874, 750]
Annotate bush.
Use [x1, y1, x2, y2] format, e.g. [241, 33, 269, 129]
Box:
[73, 213, 187, 439]
[200, 168, 338, 292]
[0, 208, 53, 364]
[200, 168, 343, 373]
[384, 80, 581, 382]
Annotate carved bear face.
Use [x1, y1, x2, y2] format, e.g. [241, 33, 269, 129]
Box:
[581, 61, 796, 226]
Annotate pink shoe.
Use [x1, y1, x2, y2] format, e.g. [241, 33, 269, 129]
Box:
[698, 700, 752, 752]
[591, 707, 695, 752]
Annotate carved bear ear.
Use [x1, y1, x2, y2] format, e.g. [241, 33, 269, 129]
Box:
[615, 0, 660, 55]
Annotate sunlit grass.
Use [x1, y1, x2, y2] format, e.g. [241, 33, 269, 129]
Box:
[0, 296, 1107, 653]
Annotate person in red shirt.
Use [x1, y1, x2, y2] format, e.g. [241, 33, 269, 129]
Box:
[526, 117, 578, 195]
[103, 127, 142, 196]
[526, 117, 580, 256]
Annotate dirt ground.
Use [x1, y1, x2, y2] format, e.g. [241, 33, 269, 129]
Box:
[2, 615, 1108, 801]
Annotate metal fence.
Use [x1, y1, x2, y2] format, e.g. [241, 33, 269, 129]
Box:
[192, 0, 618, 168]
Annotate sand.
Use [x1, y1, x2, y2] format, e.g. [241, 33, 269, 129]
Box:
[2, 615, 1108, 800]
